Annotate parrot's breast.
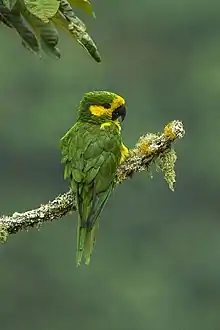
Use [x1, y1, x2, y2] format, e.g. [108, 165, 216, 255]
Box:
[99, 121, 128, 164]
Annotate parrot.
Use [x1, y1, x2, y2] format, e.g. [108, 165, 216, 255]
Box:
[60, 91, 128, 266]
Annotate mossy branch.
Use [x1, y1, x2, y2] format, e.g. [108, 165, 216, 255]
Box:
[0, 120, 185, 242]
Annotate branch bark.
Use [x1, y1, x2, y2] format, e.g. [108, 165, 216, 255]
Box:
[0, 120, 185, 242]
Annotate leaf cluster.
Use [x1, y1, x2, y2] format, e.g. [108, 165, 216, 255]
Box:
[0, 0, 101, 61]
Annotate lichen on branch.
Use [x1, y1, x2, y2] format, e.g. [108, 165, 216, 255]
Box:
[0, 120, 185, 242]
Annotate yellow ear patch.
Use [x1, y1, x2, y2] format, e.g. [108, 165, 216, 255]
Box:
[89, 95, 125, 117]
[90, 105, 112, 117]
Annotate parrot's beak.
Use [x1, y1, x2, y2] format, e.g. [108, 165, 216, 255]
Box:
[112, 105, 126, 122]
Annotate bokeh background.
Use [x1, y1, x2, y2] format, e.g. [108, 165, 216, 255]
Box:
[1, 1, 220, 329]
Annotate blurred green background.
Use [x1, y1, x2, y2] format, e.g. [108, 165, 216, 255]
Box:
[1, 1, 220, 329]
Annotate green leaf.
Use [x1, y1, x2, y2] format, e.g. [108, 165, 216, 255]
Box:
[24, 0, 60, 23]
[53, 0, 101, 62]
[21, 39, 40, 55]
[69, 0, 94, 17]
[75, 30, 101, 62]
[21, 5, 61, 59]
[2, 0, 17, 11]
[14, 14, 40, 53]
[0, 1, 40, 53]
[0, 0, 100, 62]
[0, 12, 13, 27]
[57, 0, 85, 24]
[39, 21, 61, 58]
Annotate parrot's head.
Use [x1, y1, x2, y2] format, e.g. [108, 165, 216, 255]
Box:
[78, 91, 126, 125]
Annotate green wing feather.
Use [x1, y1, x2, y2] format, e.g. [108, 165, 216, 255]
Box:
[60, 121, 122, 266]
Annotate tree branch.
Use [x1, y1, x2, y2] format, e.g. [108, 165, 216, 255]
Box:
[0, 120, 185, 242]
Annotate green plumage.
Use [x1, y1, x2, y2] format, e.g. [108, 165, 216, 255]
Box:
[60, 91, 125, 266]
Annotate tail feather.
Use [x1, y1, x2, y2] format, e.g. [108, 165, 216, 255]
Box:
[76, 219, 98, 266]
[76, 220, 86, 267]
[75, 183, 112, 266]
[84, 226, 97, 265]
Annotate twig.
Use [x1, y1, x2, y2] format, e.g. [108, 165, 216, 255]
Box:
[0, 120, 185, 242]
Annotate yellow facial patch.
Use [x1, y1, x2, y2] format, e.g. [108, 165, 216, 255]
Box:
[90, 105, 112, 117]
[111, 95, 125, 111]
[89, 95, 125, 117]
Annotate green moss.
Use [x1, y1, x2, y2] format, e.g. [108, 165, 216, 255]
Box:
[155, 148, 177, 191]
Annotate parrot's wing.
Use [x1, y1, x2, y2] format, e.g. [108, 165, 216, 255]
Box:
[60, 122, 121, 225]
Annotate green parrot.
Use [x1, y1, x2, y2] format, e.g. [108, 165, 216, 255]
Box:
[60, 91, 128, 266]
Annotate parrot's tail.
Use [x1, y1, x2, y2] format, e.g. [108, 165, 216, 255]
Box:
[76, 218, 98, 266]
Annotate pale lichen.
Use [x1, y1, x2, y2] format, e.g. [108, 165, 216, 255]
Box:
[0, 223, 9, 243]
[164, 120, 185, 140]
[155, 148, 177, 191]
[136, 133, 159, 155]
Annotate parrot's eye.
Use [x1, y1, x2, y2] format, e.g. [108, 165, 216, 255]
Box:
[112, 105, 126, 122]
[101, 103, 111, 109]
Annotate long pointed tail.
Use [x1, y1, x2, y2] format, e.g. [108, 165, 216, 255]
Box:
[76, 218, 98, 266]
